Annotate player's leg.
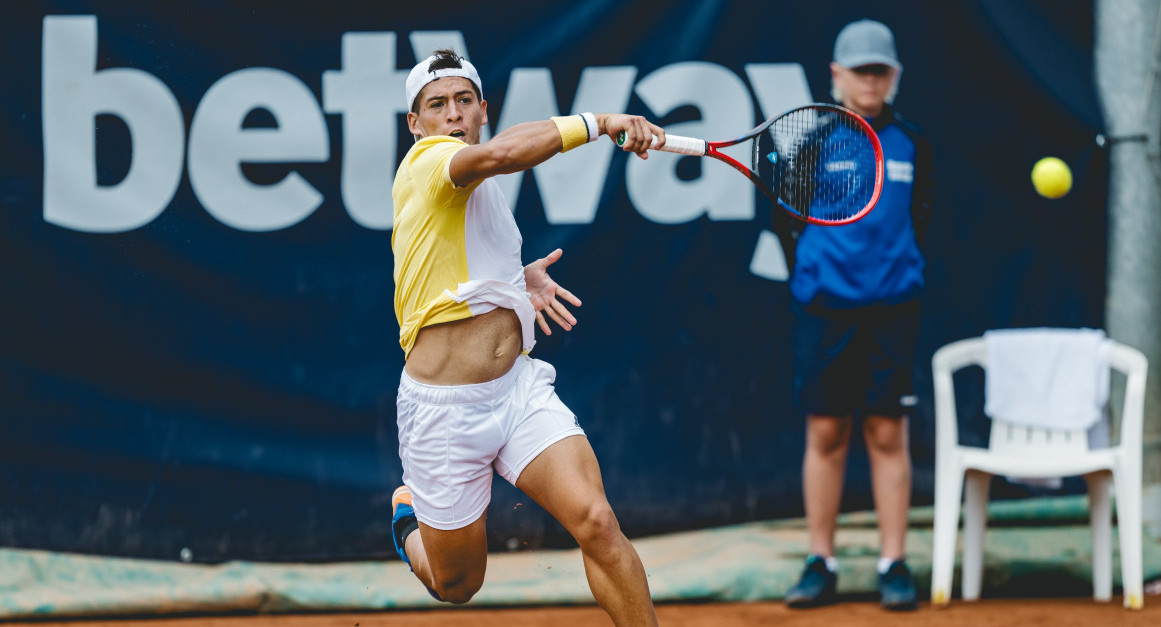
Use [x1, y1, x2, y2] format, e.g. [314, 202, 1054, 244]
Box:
[400, 511, 489, 603]
[515, 434, 657, 627]
[494, 356, 655, 626]
[392, 478, 491, 604]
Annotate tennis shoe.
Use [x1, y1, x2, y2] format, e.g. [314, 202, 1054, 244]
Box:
[391, 485, 418, 565]
[784, 555, 838, 608]
[878, 559, 918, 611]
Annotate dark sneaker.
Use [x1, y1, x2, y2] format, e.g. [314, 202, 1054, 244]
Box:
[878, 559, 918, 611]
[784, 555, 838, 608]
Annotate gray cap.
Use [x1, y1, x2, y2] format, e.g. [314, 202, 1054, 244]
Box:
[833, 19, 901, 70]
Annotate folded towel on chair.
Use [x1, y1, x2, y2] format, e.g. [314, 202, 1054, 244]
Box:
[983, 327, 1110, 431]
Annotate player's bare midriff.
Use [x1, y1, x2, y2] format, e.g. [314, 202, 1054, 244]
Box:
[404, 307, 523, 385]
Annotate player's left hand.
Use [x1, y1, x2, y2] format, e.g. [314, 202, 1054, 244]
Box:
[525, 248, 582, 335]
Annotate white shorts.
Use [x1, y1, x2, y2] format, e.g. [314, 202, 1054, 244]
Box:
[396, 354, 585, 530]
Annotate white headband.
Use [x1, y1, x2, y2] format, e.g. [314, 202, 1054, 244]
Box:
[405, 55, 483, 111]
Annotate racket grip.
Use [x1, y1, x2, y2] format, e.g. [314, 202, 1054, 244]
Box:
[616, 131, 707, 156]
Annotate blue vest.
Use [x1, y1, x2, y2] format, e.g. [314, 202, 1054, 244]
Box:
[789, 121, 925, 307]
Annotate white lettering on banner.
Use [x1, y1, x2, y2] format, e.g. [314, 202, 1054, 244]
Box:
[629, 62, 754, 224]
[42, 15, 184, 233]
[40, 15, 812, 244]
[189, 68, 329, 231]
[493, 67, 637, 223]
[744, 63, 813, 122]
[322, 33, 410, 231]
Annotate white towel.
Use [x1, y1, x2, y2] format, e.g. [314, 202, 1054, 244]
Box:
[983, 327, 1110, 431]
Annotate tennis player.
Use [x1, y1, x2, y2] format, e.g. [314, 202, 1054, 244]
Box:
[389, 49, 662, 626]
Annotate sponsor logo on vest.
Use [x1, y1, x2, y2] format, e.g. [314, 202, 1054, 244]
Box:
[886, 159, 914, 183]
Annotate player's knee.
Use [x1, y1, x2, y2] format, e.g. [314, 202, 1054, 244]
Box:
[572, 502, 621, 551]
[431, 575, 483, 605]
[436, 587, 477, 605]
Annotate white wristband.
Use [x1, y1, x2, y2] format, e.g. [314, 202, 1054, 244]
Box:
[580, 112, 599, 143]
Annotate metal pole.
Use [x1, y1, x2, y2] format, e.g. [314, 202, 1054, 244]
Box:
[1095, 0, 1161, 539]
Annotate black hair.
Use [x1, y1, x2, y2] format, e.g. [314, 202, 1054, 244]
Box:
[427, 48, 464, 72]
[412, 48, 482, 113]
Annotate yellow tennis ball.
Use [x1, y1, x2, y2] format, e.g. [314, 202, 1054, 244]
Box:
[1031, 157, 1072, 199]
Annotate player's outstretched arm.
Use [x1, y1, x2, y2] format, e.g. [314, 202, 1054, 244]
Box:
[524, 248, 582, 336]
[449, 120, 563, 187]
[450, 114, 664, 188]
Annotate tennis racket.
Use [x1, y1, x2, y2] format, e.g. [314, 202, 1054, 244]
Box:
[618, 104, 883, 226]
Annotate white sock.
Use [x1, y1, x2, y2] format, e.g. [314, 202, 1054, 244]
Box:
[824, 556, 839, 573]
[878, 556, 900, 574]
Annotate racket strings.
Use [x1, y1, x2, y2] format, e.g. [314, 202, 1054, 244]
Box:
[759, 108, 879, 223]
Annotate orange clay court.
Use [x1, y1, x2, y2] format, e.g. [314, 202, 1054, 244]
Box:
[6, 599, 1160, 627]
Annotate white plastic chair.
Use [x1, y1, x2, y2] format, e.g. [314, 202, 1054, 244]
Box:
[929, 335, 1147, 609]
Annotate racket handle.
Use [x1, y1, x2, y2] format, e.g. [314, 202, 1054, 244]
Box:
[616, 131, 707, 156]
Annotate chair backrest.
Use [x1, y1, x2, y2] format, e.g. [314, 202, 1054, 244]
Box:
[932, 335, 1148, 457]
[987, 421, 1090, 455]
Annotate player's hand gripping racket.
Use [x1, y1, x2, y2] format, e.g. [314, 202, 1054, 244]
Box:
[618, 104, 883, 225]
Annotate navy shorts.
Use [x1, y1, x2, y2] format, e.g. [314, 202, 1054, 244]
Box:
[792, 298, 921, 418]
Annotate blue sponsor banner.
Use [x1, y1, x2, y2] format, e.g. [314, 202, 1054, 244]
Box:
[0, 0, 1105, 561]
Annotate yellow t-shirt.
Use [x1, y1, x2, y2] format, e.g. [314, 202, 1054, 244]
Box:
[392, 136, 535, 358]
